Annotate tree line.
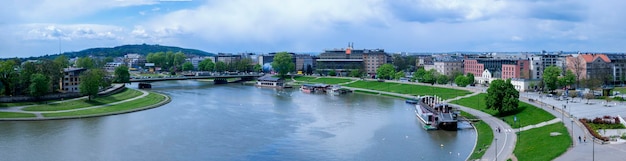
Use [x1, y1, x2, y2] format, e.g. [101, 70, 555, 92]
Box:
[0, 55, 129, 101]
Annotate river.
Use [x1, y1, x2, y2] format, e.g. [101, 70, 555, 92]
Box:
[0, 80, 476, 161]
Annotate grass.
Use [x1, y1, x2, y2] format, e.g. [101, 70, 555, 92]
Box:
[344, 80, 471, 100]
[0, 111, 37, 118]
[514, 123, 571, 161]
[293, 76, 354, 85]
[614, 87, 626, 94]
[354, 90, 379, 95]
[0, 102, 38, 108]
[293, 76, 318, 82]
[23, 88, 143, 111]
[468, 120, 494, 160]
[450, 93, 555, 128]
[43, 93, 165, 118]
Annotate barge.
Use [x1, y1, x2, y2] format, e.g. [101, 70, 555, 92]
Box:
[414, 96, 459, 131]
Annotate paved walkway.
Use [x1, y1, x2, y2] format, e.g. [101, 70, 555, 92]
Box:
[0, 88, 149, 118]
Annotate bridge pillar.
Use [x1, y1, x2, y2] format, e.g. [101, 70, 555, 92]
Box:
[138, 82, 152, 89]
[214, 78, 228, 84]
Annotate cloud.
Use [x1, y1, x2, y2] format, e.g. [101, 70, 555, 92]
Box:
[21, 24, 123, 41]
[387, 0, 507, 23]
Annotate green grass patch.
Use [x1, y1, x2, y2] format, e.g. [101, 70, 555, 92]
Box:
[514, 123, 571, 161]
[293, 76, 318, 82]
[354, 90, 380, 95]
[43, 93, 165, 118]
[451, 93, 555, 128]
[614, 87, 626, 94]
[344, 80, 471, 100]
[308, 77, 353, 84]
[0, 102, 38, 108]
[23, 88, 143, 112]
[460, 111, 478, 120]
[587, 122, 626, 130]
[468, 120, 494, 160]
[0, 111, 37, 118]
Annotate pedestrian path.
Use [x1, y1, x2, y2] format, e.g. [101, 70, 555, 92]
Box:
[516, 118, 561, 132]
[0, 89, 149, 118]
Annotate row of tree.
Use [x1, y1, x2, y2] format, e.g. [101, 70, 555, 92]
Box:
[0, 56, 69, 97]
[194, 58, 260, 73]
[146, 51, 187, 73]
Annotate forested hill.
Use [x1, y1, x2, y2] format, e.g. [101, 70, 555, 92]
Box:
[30, 44, 214, 60]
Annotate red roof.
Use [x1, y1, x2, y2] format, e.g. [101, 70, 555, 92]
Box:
[579, 54, 610, 63]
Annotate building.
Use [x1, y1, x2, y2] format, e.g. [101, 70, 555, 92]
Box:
[416, 56, 434, 69]
[124, 54, 146, 69]
[566, 53, 612, 84]
[60, 68, 87, 93]
[464, 59, 484, 77]
[316, 44, 389, 76]
[103, 62, 123, 73]
[501, 60, 530, 80]
[510, 79, 540, 92]
[433, 60, 463, 76]
[216, 53, 242, 64]
[295, 54, 313, 72]
[187, 56, 215, 70]
[606, 54, 626, 85]
[363, 52, 389, 75]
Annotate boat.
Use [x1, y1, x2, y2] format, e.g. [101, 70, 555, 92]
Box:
[414, 96, 459, 131]
[327, 85, 351, 95]
[300, 85, 313, 93]
[405, 99, 418, 104]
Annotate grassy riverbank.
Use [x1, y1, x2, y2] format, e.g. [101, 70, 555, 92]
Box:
[42, 92, 166, 118]
[450, 93, 555, 128]
[23, 88, 143, 111]
[452, 93, 569, 161]
[345, 80, 471, 100]
[0, 111, 36, 118]
[463, 111, 494, 160]
[514, 123, 571, 161]
[293, 76, 354, 84]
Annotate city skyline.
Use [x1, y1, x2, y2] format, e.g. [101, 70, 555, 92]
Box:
[1, 0, 626, 58]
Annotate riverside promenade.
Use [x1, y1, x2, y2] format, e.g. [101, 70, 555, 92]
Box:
[521, 92, 626, 161]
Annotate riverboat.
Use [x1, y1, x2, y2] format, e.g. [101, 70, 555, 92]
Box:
[327, 85, 351, 95]
[255, 75, 285, 89]
[414, 96, 459, 131]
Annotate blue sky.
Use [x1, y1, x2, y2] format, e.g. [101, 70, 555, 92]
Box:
[1, 0, 626, 58]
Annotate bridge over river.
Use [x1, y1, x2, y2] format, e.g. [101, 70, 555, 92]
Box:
[129, 73, 264, 88]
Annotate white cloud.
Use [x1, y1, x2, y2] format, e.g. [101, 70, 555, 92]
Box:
[21, 24, 124, 41]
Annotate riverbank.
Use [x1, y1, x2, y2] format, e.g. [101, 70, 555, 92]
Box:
[0, 88, 170, 121]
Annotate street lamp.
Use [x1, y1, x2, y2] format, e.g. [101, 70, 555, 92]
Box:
[562, 104, 565, 123]
[571, 117, 574, 146]
[592, 137, 595, 161]
[495, 138, 498, 161]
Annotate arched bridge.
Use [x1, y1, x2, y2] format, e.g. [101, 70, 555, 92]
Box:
[130, 73, 264, 88]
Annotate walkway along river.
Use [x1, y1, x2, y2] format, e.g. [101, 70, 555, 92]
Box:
[0, 80, 476, 161]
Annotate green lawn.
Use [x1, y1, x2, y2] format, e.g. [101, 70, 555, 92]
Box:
[468, 120, 494, 160]
[23, 88, 143, 111]
[514, 123, 571, 161]
[0, 102, 38, 108]
[451, 93, 555, 128]
[293, 76, 354, 85]
[0, 111, 37, 118]
[293, 76, 318, 82]
[43, 93, 165, 118]
[344, 80, 471, 100]
[614, 87, 626, 94]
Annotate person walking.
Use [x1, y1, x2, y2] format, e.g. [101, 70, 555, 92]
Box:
[578, 136, 581, 143]
[584, 136, 587, 142]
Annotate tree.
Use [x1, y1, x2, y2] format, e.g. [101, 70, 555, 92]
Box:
[114, 66, 130, 83]
[436, 74, 448, 84]
[455, 75, 470, 87]
[584, 93, 595, 104]
[567, 55, 585, 88]
[79, 69, 107, 100]
[215, 61, 227, 72]
[76, 57, 95, 69]
[350, 69, 363, 78]
[543, 65, 562, 92]
[569, 91, 578, 102]
[182, 62, 194, 71]
[54, 55, 70, 68]
[0, 60, 18, 96]
[466, 73, 475, 85]
[29, 73, 49, 98]
[271, 52, 295, 78]
[392, 54, 407, 71]
[422, 69, 437, 84]
[329, 70, 337, 76]
[376, 64, 395, 80]
[413, 68, 426, 82]
[253, 64, 262, 72]
[485, 79, 519, 114]
[559, 70, 576, 88]
[394, 71, 405, 80]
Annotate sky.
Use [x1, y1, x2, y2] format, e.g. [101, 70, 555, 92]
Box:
[1, 0, 626, 58]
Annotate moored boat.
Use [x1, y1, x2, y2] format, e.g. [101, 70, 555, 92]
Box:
[414, 96, 459, 131]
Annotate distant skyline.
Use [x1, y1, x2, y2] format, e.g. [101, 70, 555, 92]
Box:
[2, 0, 626, 58]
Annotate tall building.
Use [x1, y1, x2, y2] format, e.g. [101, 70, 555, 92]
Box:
[433, 59, 463, 76]
[363, 52, 389, 75]
[60, 68, 86, 93]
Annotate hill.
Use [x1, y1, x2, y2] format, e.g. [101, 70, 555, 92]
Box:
[27, 44, 214, 60]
